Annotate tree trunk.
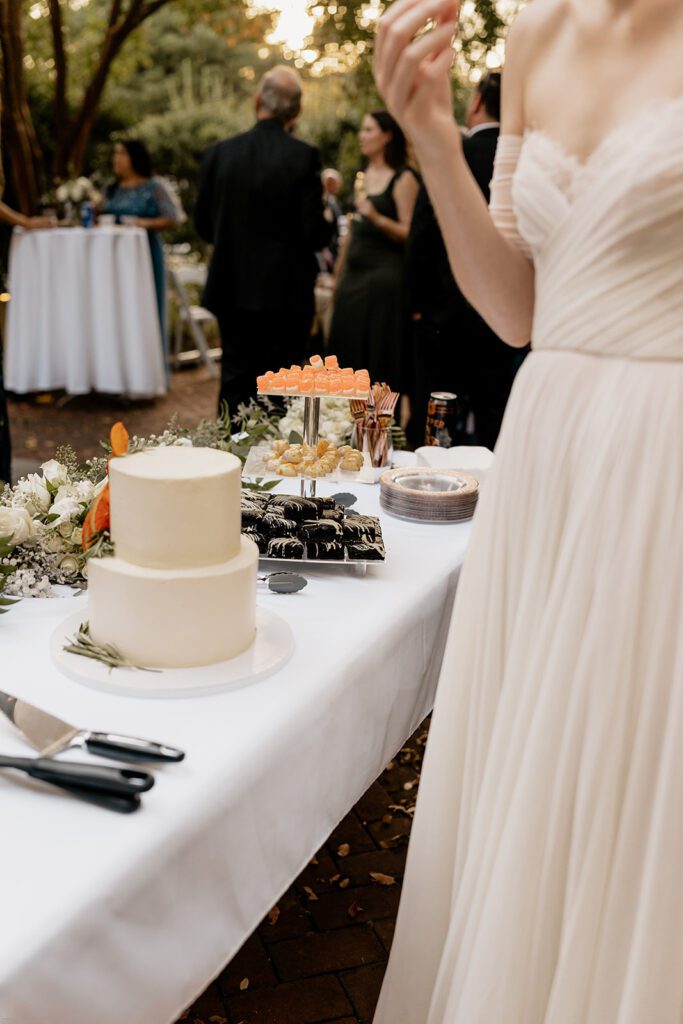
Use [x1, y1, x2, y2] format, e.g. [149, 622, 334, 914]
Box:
[66, 0, 173, 175]
[0, 1, 43, 212]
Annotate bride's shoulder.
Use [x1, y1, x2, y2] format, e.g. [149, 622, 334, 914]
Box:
[507, 0, 568, 56]
[502, 0, 568, 133]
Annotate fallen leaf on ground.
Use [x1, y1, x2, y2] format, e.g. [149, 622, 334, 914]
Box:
[208, 1017, 228, 1023]
[381, 814, 393, 824]
[337, 843, 350, 857]
[347, 900, 364, 919]
[370, 872, 396, 886]
[239, 977, 249, 991]
[310, 855, 319, 865]
[339, 878, 350, 889]
[329, 873, 341, 883]
[303, 886, 319, 901]
[267, 906, 281, 926]
[403, 782, 414, 792]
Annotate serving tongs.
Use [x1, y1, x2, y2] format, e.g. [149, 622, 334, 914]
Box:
[0, 754, 154, 813]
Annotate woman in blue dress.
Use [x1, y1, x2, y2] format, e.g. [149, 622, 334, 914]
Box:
[103, 140, 182, 354]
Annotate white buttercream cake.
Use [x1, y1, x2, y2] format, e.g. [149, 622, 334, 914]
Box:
[88, 447, 258, 668]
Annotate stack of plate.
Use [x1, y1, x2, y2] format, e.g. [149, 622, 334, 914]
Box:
[380, 468, 479, 523]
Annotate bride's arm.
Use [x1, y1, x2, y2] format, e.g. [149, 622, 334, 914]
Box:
[375, 0, 535, 347]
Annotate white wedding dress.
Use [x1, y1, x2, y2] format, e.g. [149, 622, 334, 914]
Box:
[374, 101, 683, 1023]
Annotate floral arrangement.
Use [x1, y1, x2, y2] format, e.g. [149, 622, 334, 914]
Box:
[55, 177, 101, 206]
[278, 396, 354, 447]
[0, 402, 279, 602]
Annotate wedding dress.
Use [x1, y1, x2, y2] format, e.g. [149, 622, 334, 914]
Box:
[373, 100, 683, 1024]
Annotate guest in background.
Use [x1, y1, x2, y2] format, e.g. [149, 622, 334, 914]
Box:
[328, 111, 419, 389]
[103, 140, 182, 351]
[0, 202, 54, 483]
[196, 66, 330, 416]
[405, 72, 527, 449]
[321, 168, 344, 265]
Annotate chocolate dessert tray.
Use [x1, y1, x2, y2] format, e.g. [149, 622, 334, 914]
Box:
[241, 491, 386, 574]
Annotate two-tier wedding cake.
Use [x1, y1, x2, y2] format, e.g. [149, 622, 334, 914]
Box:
[88, 446, 258, 669]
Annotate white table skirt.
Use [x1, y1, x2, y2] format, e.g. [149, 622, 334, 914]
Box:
[0, 483, 471, 1024]
[4, 227, 167, 398]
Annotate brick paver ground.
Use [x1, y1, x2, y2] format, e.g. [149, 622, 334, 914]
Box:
[7, 372, 427, 1024]
[7, 365, 220, 471]
[176, 724, 427, 1024]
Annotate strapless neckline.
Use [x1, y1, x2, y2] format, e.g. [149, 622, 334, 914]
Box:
[521, 91, 683, 178]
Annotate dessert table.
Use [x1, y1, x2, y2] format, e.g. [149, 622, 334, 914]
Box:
[0, 482, 472, 1024]
[4, 227, 167, 398]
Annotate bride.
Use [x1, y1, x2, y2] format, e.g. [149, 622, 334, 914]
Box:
[372, 1, 683, 1021]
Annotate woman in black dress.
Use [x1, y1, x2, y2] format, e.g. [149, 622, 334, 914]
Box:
[329, 111, 419, 386]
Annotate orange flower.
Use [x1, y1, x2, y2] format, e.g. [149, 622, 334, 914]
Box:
[82, 422, 129, 552]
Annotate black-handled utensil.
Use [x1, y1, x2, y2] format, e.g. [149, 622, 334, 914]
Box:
[0, 755, 153, 812]
[80, 732, 184, 764]
[0, 691, 185, 764]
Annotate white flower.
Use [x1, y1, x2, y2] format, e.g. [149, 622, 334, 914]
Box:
[41, 532, 67, 554]
[54, 483, 79, 503]
[58, 521, 75, 539]
[41, 460, 69, 490]
[0, 507, 35, 546]
[58, 554, 80, 576]
[12, 474, 51, 516]
[71, 526, 83, 546]
[173, 437, 193, 447]
[56, 184, 69, 203]
[49, 497, 81, 527]
[74, 480, 95, 504]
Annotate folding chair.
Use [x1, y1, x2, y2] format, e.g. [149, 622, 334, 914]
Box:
[169, 265, 220, 377]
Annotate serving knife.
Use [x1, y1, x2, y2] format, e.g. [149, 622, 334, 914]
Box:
[0, 691, 185, 764]
[0, 755, 153, 813]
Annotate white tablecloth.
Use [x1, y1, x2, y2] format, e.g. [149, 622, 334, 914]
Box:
[4, 227, 167, 397]
[0, 484, 471, 1024]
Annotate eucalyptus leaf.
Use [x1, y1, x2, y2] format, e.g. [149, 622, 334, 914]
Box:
[288, 430, 304, 446]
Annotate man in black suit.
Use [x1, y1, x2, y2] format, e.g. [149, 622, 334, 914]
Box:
[405, 72, 528, 449]
[196, 66, 330, 416]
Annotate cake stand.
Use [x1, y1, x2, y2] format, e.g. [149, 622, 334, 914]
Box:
[51, 607, 294, 699]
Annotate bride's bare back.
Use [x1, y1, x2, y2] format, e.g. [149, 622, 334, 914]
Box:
[374, 0, 683, 345]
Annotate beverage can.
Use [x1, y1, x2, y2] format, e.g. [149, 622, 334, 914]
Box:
[425, 391, 462, 448]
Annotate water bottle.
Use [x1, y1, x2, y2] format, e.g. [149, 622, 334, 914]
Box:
[80, 201, 94, 228]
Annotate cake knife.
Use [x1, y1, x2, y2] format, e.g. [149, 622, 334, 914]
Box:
[0, 691, 185, 764]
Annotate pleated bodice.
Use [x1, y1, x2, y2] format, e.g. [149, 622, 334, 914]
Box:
[503, 97, 683, 362]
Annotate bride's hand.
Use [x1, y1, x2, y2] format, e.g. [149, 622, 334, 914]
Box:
[375, 0, 459, 143]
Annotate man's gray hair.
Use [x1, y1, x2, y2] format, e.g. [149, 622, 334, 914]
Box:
[258, 66, 303, 125]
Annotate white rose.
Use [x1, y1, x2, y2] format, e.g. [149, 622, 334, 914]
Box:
[41, 460, 70, 490]
[25, 474, 51, 513]
[74, 480, 94, 504]
[59, 521, 75, 539]
[71, 526, 83, 546]
[55, 483, 79, 503]
[59, 554, 80, 576]
[0, 507, 35, 546]
[49, 497, 81, 527]
[173, 438, 193, 447]
[56, 184, 69, 203]
[41, 532, 67, 553]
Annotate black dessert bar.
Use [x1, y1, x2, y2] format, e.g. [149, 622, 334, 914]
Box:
[240, 492, 385, 563]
